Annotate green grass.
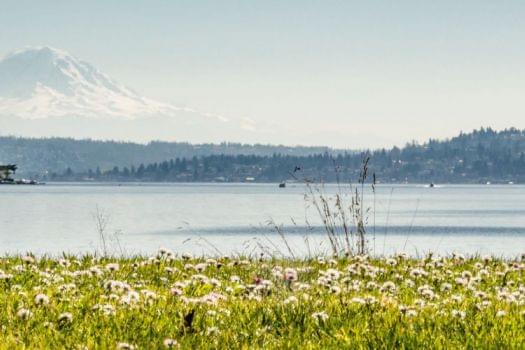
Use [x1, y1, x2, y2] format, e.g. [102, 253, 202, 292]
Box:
[0, 252, 524, 349]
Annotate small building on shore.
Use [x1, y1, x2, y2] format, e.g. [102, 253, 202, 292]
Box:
[0, 164, 17, 182]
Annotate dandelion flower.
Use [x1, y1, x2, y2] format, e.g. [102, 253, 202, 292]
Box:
[163, 338, 179, 348]
[58, 312, 73, 325]
[34, 293, 50, 306]
[452, 310, 466, 319]
[312, 311, 329, 322]
[106, 263, 120, 272]
[16, 308, 32, 320]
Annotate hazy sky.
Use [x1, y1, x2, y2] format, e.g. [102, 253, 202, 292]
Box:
[1, 0, 524, 148]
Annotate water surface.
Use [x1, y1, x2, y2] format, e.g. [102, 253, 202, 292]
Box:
[1, 183, 524, 257]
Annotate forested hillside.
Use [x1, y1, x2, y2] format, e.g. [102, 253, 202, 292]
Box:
[0, 137, 339, 176]
[46, 128, 525, 184]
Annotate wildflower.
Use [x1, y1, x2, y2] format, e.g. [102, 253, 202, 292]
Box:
[418, 285, 435, 300]
[58, 312, 73, 325]
[329, 285, 341, 294]
[325, 268, 341, 280]
[380, 281, 397, 293]
[452, 310, 466, 319]
[351, 297, 366, 305]
[116, 343, 136, 350]
[386, 258, 397, 267]
[230, 275, 241, 283]
[496, 310, 507, 317]
[209, 278, 221, 287]
[206, 327, 220, 336]
[195, 263, 207, 272]
[478, 269, 490, 278]
[312, 311, 329, 322]
[34, 293, 50, 306]
[284, 296, 298, 304]
[366, 281, 378, 290]
[461, 270, 472, 279]
[455, 277, 468, 287]
[170, 287, 183, 296]
[22, 255, 36, 264]
[451, 294, 463, 303]
[16, 308, 32, 320]
[410, 268, 428, 278]
[440, 283, 452, 292]
[181, 252, 193, 260]
[474, 291, 487, 299]
[364, 295, 378, 305]
[453, 253, 466, 262]
[284, 268, 298, 282]
[89, 266, 103, 276]
[163, 338, 179, 348]
[95, 304, 116, 316]
[406, 309, 418, 317]
[0, 272, 13, 280]
[106, 263, 120, 272]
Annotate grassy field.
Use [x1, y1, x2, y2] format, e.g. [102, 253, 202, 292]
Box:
[0, 252, 524, 349]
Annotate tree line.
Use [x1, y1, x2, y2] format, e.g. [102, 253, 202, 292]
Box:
[50, 128, 525, 183]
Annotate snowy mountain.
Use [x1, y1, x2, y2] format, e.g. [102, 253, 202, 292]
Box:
[0, 46, 269, 143]
[0, 46, 198, 120]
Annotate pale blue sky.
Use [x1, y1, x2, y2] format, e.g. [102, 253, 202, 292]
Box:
[1, 0, 524, 147]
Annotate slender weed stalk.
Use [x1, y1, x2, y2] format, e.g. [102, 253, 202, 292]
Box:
[291, 156, 375, 257]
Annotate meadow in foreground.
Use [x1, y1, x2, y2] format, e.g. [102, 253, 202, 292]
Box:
[1, 251, 524, 349]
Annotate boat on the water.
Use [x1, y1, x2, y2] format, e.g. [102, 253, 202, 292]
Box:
[279, 182, 286, 188]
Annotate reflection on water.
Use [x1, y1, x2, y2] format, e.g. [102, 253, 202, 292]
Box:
[0, 183, 524, 257]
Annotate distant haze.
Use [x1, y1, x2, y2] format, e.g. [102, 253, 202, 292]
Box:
[1, 1, 525, 148]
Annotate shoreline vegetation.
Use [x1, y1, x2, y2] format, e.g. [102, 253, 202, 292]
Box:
[1, 253, 524, 348]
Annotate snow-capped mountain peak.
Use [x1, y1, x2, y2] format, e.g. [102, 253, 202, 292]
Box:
[0, 46, 179, 120]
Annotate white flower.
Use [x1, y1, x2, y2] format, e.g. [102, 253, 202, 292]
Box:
[58, 312, 73, 325]
[284, 268, 298, 282]
[312, 311, 329, 322]
[451, 294, 463, 303]
[406, 309, 417, 317]
[206, 326, 220, 336]
[452, 310, 466, 319]
[22, 255, 36, 264]
[16, 308, 32, 320]
[386, 258, 397, 266]
[455, 277, 468, 287]
[440, 283, 452, 292]
[195, 263, 207, 272]
[116, 343, 136, 350]
[34, 293, 50, 306]
[325, 268, 341, 280]
[106, 263, 120, 272]
[284, 296, 298, 304]
[170, 287, 183, 296]
[496, 310, 507, 317]
[329, 285, 341, 294]
[380, 281, 397, 293]
[163, 338, 179, 348]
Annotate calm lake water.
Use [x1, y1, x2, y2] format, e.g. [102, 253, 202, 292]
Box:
[1, 183, 524, 257]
